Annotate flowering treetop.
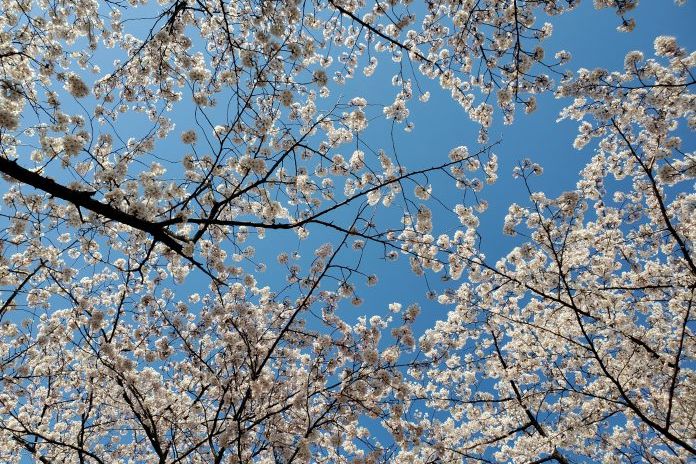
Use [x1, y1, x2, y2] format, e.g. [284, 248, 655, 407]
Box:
[0, 0, 693, 462]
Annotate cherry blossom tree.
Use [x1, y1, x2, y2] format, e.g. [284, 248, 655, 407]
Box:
[396, 37, 696, 463]
[0, 0, 693, 462]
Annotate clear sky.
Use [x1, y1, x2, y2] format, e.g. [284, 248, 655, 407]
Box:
[6, 0, 695, 461]
[313, 0, 696, 328]
[334, 1, 696, 453]
[156, 0, 696, 361]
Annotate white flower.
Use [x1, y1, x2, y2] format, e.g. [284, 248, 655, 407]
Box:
[181, 130, 197, 144]
[654, 36, 680, 57]
[280, 90, 293, 107]
[62, 134, 83, 156]
[65, 74, 90, 98]
[414, 185, 431, 200]
[0, 107, 18, 130]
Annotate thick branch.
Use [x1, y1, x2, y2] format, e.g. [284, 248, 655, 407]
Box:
[0, 157, 186, 253]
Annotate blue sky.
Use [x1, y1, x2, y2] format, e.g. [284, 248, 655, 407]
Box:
[151, 0, 696, 382]
[5, 0, 695, 460]
[249, 4, 695, 454]
[315, 1, 696, 323]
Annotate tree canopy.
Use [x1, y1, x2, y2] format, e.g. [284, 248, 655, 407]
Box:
[0, 0, 693, 462]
